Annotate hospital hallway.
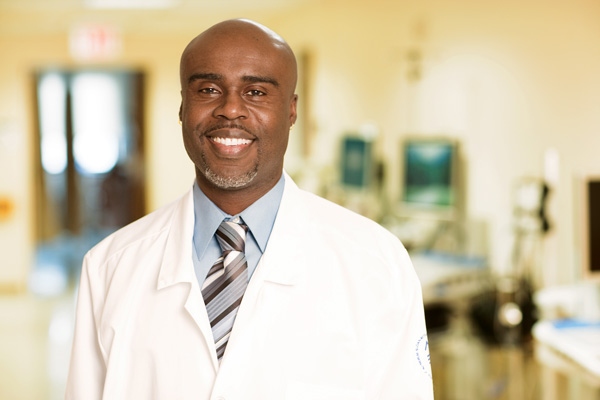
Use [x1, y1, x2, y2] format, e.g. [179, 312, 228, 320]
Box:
[1, 290, 599, 400]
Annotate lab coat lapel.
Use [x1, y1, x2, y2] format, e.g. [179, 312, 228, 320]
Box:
[157, 175, 310, 372]
[156, 187, 219, 370]
[252, 172, 308, 287]
[223, 174, 308, 362]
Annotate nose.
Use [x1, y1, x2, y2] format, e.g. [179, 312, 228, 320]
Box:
[213, 92, 248, 120]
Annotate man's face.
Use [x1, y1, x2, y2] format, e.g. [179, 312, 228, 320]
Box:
[179, 28, 297, 198]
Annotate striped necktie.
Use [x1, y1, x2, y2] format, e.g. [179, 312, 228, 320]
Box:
[201, 217, 249, 361]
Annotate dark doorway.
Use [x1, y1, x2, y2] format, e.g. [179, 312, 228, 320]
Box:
[32, 69, 146, 295]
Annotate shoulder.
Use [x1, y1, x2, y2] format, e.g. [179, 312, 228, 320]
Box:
[285, 184, 414, 283]
[294, 187, 403, 251]
[286, 185, 422, 304]
[85, 190, 189, 265]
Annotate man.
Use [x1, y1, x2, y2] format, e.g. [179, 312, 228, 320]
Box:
[66, 19, 433, 399]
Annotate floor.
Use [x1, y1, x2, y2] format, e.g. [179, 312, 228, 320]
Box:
[0, 293, 74, 400]
[428, 310, 600, 400]
[430, 329, 538, 399]
[0, 292, 599, 400]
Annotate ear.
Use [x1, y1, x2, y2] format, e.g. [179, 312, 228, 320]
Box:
[289, 94, 298, 126]
[178, 102, 183, 123]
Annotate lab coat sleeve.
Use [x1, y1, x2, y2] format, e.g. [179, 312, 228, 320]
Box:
[65, 253, 106, 400]
[368, 246, 434, 400]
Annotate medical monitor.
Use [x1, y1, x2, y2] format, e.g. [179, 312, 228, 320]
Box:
[340, 135, 374, 189]
[400, 137, 459, 219]
[581, 176, 600, 281]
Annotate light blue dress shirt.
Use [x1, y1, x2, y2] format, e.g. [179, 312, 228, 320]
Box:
[191, 175, 285, 288]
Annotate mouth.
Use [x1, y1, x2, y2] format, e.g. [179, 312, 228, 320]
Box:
[205, 131, 255, 158]
[209, 137, 253, 146]
[199, 124, 256, 157]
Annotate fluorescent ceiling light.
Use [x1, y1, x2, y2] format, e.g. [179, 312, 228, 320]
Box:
[85, 0, 180, 9]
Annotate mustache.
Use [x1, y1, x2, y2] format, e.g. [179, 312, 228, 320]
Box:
[200, 123, 254, 137]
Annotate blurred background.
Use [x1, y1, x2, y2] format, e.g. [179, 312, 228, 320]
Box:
[1, 0, 600, 399]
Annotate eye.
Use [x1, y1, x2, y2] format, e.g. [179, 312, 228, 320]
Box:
[246, 89, 266, 96]
[198, 87, 220, 94]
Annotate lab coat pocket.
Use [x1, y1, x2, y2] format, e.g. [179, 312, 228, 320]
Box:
[284, 381, 365, 400]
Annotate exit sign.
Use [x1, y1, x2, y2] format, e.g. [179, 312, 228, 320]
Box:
[69, 23, 122, 61]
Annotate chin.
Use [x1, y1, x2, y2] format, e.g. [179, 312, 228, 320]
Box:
[203, 168, 258, 190]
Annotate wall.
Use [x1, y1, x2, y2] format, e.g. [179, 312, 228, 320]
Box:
[0, 35, 36, 290]
[1, 0, 599, 289]
[270, 0, 600, 284]
[0, 29, 196, 288]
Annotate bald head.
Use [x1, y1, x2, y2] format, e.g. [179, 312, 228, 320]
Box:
[180, 19, 297, 94]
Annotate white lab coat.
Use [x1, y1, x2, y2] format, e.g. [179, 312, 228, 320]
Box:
[66, 174, 434, 400]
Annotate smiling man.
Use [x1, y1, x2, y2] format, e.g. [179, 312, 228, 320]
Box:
[179, 20, 298, 214]
[66, 19, 434, 400]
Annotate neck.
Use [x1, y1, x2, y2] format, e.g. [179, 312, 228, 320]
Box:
[195, 173, 280, 216]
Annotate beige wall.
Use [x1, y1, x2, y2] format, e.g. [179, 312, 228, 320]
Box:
[271, 1, 600, 284]
[1, 0, 599, 288]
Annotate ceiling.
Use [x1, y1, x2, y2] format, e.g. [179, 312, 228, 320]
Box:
[0, 0, 318, 34]
[0, 0, 311, 11]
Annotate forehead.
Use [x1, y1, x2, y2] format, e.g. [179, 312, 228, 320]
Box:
[181, 32, 293, 86]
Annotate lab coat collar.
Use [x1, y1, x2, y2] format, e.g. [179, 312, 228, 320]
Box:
[222, 173, 308, 371]
[154, 173, 310, 371]
[155, 187, 217, 370]
[156, 172, 310, 289]
[156, 173, 308, 290]
[254, 172, 307, 287]
[157, 187, 197, 290]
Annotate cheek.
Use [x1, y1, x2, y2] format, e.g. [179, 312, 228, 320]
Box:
[261, 132, 290, 163]
[268, 116, 291, 154]
[182, 100, 211, 124]
[278, 131, 290, 153]
[181, 133, 195, 160]
[182, 129, 205, 158]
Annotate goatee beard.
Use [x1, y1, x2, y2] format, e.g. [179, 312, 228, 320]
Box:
[200, 153, 259, 189]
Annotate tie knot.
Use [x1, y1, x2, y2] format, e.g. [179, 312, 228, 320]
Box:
[216, 217, 248, 253]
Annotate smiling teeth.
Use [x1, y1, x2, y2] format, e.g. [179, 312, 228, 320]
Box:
[211, 137, 252, 146]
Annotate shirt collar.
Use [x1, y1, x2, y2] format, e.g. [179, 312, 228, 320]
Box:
[192, 174, 285, 257]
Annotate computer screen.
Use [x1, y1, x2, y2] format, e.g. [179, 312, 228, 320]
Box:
[340, 136, 374, 189]
[582, 177, 600, 280]
[401, 138, 458, 212]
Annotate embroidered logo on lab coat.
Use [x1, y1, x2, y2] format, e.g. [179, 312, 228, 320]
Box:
[415, 334, 432, 378]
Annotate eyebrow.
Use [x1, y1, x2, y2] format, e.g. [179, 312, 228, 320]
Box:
[188, 73, 222, 84]
[243, 75, 279, 88]
[188, 72, 279, 88]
